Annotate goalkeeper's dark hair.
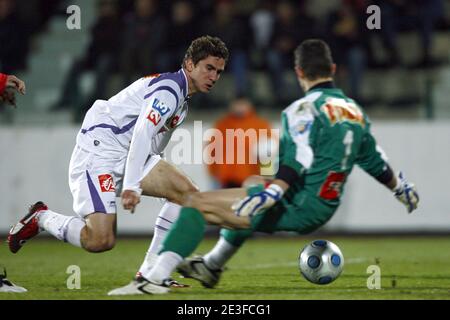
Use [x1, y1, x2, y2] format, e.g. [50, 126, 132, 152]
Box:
[294, 39, 334, 80]
[183, 36, 229, 67]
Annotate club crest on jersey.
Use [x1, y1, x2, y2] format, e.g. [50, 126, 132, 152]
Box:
[98, 174, 115, 192]
[294, 120, 313, 135]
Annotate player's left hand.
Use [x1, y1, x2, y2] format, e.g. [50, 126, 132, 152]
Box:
[121, 190, 141, 213]
[393, 171, 419, 213]
[232, 184, 283, 218]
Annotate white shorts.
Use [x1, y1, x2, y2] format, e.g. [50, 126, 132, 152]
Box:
[68, 145, 161, 218]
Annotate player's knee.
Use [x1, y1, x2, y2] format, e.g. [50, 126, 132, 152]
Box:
[85, 240, 115, 253]
[83, 235, 115, 253]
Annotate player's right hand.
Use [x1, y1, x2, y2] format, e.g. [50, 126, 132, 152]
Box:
[121, 190, 140, 213]
[393, 172, 419, 213]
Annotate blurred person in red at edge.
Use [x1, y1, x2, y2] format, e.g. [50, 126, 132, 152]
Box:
[0, 72, 27, 293]
[0, 72, 25, 107]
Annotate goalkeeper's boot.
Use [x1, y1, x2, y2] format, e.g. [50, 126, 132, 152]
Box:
[135, 271, 189, 288]
[7, 201, 48, 253]
[107, 275, 170, 295]
[177, 256, 223, 288]
[0, 267, 27, 293]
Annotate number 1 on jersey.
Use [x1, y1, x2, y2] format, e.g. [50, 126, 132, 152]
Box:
[341, 130, 353, 171]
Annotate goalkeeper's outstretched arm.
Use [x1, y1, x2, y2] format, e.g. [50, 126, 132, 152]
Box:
[375, 165, 419, 213]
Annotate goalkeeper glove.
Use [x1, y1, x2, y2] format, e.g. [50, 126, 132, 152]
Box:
[232, 184, 284, 218]
[393, 171, 419, 213]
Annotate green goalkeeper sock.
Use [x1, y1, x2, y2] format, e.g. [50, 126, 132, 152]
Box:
[160, 207, 206, 258]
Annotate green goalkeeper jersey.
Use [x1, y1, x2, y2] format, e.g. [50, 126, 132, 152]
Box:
[279, 82, 388, 207]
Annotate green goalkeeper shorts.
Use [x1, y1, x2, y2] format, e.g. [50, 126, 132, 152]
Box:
[247, 185, 337, 234]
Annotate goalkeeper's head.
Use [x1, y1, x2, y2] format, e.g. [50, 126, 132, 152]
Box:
[293, 39, 337, 92]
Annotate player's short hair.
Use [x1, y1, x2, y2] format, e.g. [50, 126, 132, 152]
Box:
[294, 39, 334, 80]
[183, 36, 229, 66]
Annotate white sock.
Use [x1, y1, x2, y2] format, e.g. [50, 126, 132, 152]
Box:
[204, 237, 239, 270]
[145, 251, 183, 284]
[37, 210, 85, 247]
[138, 202, 181, 276]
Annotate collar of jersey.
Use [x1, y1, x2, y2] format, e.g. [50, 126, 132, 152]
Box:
[307, 81, 342, 95]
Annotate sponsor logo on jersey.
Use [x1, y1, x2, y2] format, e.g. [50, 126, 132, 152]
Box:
[152, 98, 171, 116]
[147, 109, 161, 125]
[318, 171, 347, 200]
[321, 98, 365, 127]
[98, 174, 115, 192]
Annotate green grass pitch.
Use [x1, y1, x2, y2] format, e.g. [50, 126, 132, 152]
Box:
[1, 236, 449, 300]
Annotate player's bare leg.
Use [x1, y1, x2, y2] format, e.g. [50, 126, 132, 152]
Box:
[140, 159, 200, 204]
[186, 188, 250, 229]
[81, 213, 116, 252]
[185, 174, 270, 228]
[142, 160, 256, 228]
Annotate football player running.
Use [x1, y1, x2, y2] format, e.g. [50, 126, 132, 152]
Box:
[108, 39, 418, 295]
[8, 36, 228, 288]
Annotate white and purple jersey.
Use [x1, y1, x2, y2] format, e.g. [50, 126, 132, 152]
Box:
[76, 68, 189, 195]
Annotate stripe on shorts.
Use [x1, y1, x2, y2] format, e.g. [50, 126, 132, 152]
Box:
[86, 170, 107, 213]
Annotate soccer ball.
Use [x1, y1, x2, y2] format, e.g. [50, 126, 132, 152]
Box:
[298, 239, 344, 285]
